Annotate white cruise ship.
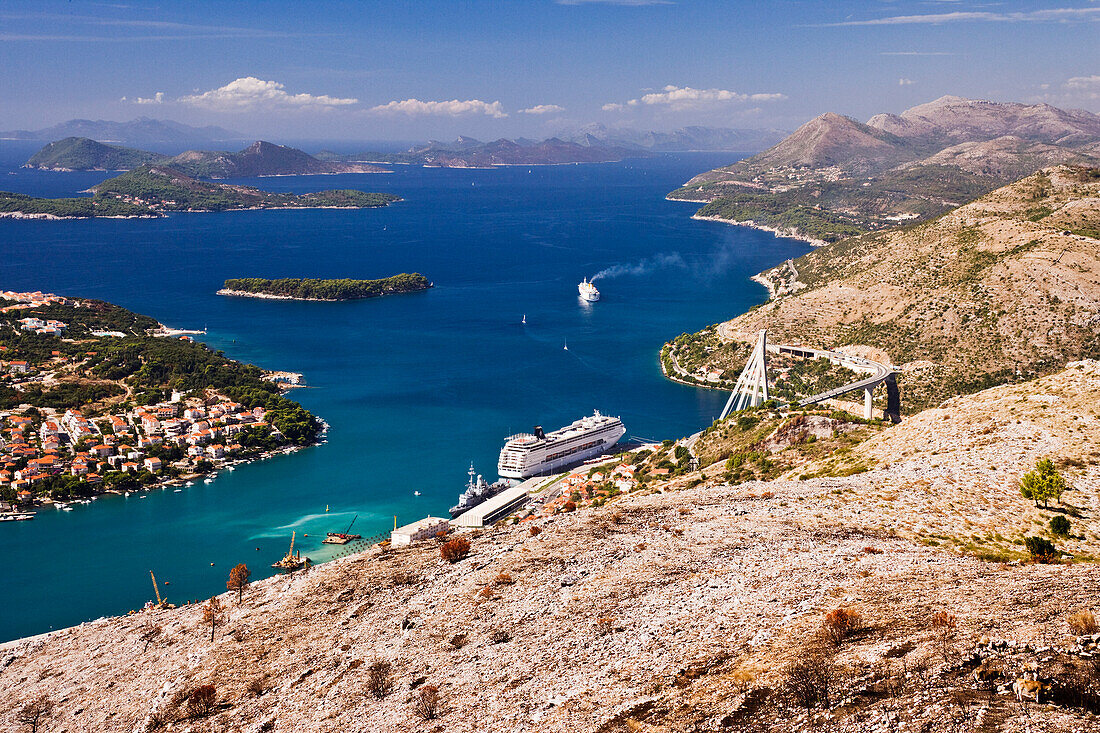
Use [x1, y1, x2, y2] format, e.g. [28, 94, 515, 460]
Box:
[498, 411, 625, 479]
[578, 278, 600, 302]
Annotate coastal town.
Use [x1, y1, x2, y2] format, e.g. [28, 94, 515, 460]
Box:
[1, 393, 287, 517]
[0, 289, 318, 518]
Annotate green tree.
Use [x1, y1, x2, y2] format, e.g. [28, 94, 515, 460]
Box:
[1019, 458, 1066, 508]
[1049, 515, 1071, 537]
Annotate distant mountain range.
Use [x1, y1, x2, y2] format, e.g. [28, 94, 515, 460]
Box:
[318, 136, 641, 168]
[1, 117, 242, 145]
[669, 96, 1100, 242]
[24, 138, 387, 177]
[558, 124, 788, 152]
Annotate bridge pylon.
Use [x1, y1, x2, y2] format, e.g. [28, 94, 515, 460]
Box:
[719, 329, 769, 421]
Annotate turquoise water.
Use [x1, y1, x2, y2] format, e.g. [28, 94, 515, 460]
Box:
[0, 148, 811, 641]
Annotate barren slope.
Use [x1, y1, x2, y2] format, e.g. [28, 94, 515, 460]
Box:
[3, 364, 1100, 732]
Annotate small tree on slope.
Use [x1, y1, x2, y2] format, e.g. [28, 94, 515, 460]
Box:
[1020, 458, 1066, 508]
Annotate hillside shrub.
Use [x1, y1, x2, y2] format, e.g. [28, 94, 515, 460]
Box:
[440, 537, 471, 563]
[413, 685, 442, 720]
[1068, 610, 1098, 635]
[1025, 536, 1058, 562]
[822, 607, 863, 645]
[786, 650, 834, 712]
[1049, 515, 1071, 537]
[186, 685, 217, 718]
[366, 659, 394, 700]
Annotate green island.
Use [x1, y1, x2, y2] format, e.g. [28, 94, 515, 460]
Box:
[0, 165, 399, 219]
[219, 274, 432, 301]
[1, 291, 321, 502]
[24, 136, 163, 171]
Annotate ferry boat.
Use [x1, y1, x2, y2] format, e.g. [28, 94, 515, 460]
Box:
[497, 411, 625, 479]
[450, 464, 511, 518]
[578, 278, 600, 302]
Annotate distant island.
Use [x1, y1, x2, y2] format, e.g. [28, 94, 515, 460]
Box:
[218, 274, 432, 301]
[24, 138, 389, 177]
[25, 137, 163, 172]
[319, 136, 640, 169]
[0, 165, 400, 219]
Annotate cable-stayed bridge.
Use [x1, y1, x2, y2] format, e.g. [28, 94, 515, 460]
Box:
[719, 330, 899, 422]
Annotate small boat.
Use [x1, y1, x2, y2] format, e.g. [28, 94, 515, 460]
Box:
[322, 514, 362, 545]
[226, 466, 235, 472]
[185, 481, 194, 487]
[563, 339, 569, 351]
[413, 490, 421, 496]
[204, 478, 214, 484]
[522, 314, 526, 324]
[173, 489, 182, 493]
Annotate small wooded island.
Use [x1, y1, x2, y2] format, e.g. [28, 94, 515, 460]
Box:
[218, 274, 432, 301]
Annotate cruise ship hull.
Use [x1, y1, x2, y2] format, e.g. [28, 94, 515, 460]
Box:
[497, 413, 625, 479]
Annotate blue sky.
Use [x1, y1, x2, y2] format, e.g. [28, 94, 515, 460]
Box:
[1, 0, 1098, 140]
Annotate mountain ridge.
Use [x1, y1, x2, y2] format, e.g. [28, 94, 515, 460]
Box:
[1, 116, 242, 145]
[668, 96, 1100, 241]
[22, 138, 388, 177]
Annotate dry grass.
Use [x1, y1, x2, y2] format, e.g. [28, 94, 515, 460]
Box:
[1067, 609, 1098, 635]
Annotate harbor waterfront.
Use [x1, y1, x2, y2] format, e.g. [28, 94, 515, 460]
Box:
[0, 144, 811, 642]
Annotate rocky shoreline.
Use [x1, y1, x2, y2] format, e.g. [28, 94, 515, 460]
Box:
[217, 288, 342, 302]
[690, 212, 827, 247]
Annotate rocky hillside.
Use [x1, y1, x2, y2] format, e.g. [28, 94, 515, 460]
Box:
[669, 97, 1100, 241]
[22, 139, 389, 176]
[164, 141, 387, 177]
[2, 362, 1099, 732]
[674, 166, 1100, 411]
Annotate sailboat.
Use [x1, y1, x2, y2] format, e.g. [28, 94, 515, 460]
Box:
[564, 339, 569, 351]
[522, 314, 526, 325]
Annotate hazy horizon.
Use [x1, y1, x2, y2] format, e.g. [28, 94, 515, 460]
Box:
[2, 0, 1098, 141]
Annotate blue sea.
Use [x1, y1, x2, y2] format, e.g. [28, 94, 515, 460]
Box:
[0, 143, 810, 641]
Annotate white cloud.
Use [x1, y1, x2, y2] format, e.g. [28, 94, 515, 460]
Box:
[1065, 75, 1100, 90]
[608, 85, 786, 111]
[879, 51, 955, 56]
[898, 78, 916, 86]
[369, 98, 507, 118]
[519, 104, 565, 115]
[179, 77, 358, 111]
[133, 92, 165, 104]
[822, 7, 1100, 27]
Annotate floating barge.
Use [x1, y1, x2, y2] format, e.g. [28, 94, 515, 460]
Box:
[322, 513, 362, 544]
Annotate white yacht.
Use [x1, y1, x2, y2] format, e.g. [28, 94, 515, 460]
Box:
[498, 411, 625, 479]
[578, 278, 600, 302]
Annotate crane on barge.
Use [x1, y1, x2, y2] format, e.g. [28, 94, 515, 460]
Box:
[272, 531, 308, 571]
[322, 513, 362, 545]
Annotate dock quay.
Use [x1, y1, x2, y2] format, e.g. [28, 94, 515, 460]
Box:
[450, 475, 555, 529]
[391, 516, 450, 546]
